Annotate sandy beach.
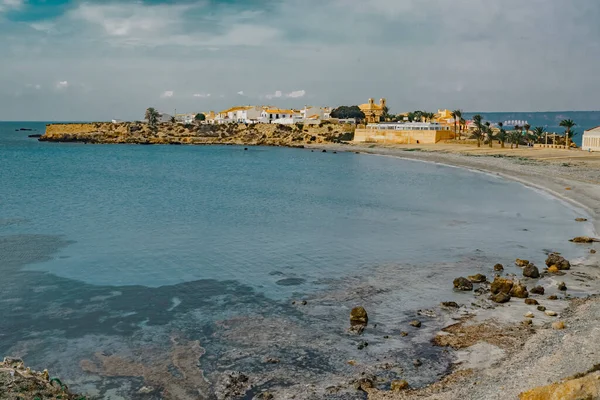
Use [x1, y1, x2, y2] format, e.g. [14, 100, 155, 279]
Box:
[314, 142, 600, 399]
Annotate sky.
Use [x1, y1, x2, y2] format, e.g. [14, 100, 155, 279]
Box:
[1, 0, 599, 121]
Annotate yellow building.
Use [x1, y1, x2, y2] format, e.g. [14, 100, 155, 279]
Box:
[359, 98, 386, 123]
[354, 122, 454, 144]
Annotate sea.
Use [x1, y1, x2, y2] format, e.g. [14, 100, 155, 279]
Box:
[0, 119, 596, 399]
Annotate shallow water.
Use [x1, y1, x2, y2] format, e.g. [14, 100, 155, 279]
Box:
[0, 122, 595, 398]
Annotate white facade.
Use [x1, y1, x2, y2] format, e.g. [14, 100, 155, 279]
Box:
[272, 115, 305, 125]
[582, 127, 600, 151]
[228, 106, 263, 123]
[261, 109, 300, 124]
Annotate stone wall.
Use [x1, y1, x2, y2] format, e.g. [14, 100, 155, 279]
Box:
[353, 128, 454, 144]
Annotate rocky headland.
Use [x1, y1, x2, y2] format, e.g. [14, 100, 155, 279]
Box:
[39, 122, 354, 146]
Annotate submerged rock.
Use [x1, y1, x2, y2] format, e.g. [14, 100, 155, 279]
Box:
[468, 274, 487, 283]
[523, 264, 540, 279]
[515, 259, 530, 267]
[215, 371, 251, 400]
[453, 277, 473, 291]
[350, 306, 368, 326]
[441, 301, 460, 308]
[558, 282, 567, 291]
[409, 320, 422, 328]
[570, 236, 600, 243]
[491, 277, 514, 294]
[494, 263, 504, 271]
[545, 253, 571, 270]
[491, 292, 511, 303]
[575, 217, 588, 222]
[530, 286, 545, 295]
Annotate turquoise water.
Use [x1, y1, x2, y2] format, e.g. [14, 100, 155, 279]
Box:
[0, 122, 594, 398]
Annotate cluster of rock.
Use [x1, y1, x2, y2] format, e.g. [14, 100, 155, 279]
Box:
[0, 357, 83, 399]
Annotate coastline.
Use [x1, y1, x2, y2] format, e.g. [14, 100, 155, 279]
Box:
[314, 142, 600, 399]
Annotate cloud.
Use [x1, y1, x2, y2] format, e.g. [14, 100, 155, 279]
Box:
[55, 81, 69, 90]
[265, 90, 282, 100]
[193, 93, 211, 98]
[237, 91, 244, 96]
[25, 83, 41, 90]
[286, 90, 306, 98]
[0, 0, 23, 13]
[161, 90, 174, 98]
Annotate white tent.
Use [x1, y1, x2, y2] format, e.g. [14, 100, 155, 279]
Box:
[582, 126, 600, 151]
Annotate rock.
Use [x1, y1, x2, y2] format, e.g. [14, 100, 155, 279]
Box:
[494, 263, 504, 271]
[575, 218, 588, 222]
[441, 301, 459, 308]
[548, 265, 559, 273]
[548, 295, 558, 300]
[524, 312, 534, 318]
[591, 249, 597, 254]
[530, 286, 545, 295]
[355, 376, 375, 391]
[552, 321, 566, 330]
[515, 259, 530, 267]
[519, 371, 600, 400]
[558, 282, 567, 291]
[491, 292, 511, 303]
[522, 319, 533, 326]
[570, 236, 600, 243]
[350, 306, 368, 326]
[253, 392, 274, 400]
[537, 305, 546, 312]
[347, 360, 357, 366]
[523, 264, 540, 279]
[215, 371, 251, 400]
[491, 276, 514, 294]
[264, 357, 280, 364]
[400, 331, 408, 337]
[510, 283, 529, 298]
[453, 277, 473, 291]
[412, 359, 422, 367]
[468, 274, 487, 283]
[545, 310, 557, 316]
[545, 253, 571, 270]
[357, 341, 369, 350]
[138, 386, 155, 394]
[349, 325, 365, 335]
[390, 380, 409, 392]
[301, 300, 307, 305]
[410, 320, 422, 328]
[525, 298, 539, 305]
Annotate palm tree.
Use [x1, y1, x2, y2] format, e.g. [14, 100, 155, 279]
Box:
[413, 110, 423, 122]
[485, 122, 494, 147]
[459, 117, 466, 135]
[451, 110, 462, 140]
[524, 123, 531, 144]
[170, 116, 176, 123]
[145, 107, 159, 131]
[472, 114, 484, 147]
[509, 130, 522, 149]
[532, 126, 545, 144]
[497, 122, 507, 148]
[559, 119, 576, 148]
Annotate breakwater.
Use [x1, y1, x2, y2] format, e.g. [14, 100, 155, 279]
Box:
[40, 122, 354, 146]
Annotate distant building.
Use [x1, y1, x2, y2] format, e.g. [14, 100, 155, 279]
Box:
[158, 113, 173, 123]
[354, 122, 454, 144]
[260, 108, 300, 124]
[582, 126, 600, 151]
[358, 98, 386, 123]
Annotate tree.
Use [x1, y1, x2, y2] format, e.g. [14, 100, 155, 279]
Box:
[471, 114, 484, 147]
[330, 106, 366, 120]
[413, 110, 424, 122]
[195, 113, 206, 122]
[559, 119, 576, 148]
[524, 123, 531, 143]
[459, 117, 466, 134]
[170, 116, 176, 124]
[497, 122, 507, 148]
[509, 130, 522, 149]
[382, 106, 391, 121]
[532, 126, 545, 144]
[145, 107, 159, 131]
[485, 122, 494, 147]
[451, 109, 462, 140]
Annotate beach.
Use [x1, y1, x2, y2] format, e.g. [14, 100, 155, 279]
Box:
[316, 142, 600, 399]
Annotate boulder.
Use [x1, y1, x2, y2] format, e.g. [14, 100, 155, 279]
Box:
[545, 254, 571, 270]
[453, 277, 473, 291]
[530, 286, 545, 295]
[575, 218, 588, 222]
[523, 264, 540, 279]
[537, 306, 546, 312]
[525, 298, 539, 305]
[558, 282, 567, 291]
[510, 283, 529, 298]
[491, 292, 511, 303]
[468, 274, 487, 283]
[552, 321, 566, 330]
[441, 301, 459, 308]
[515, 259, 530, 267]
[494, 263, 504, 271]
[390, 380, 409, 392]
[570, 236, 600, 243]
[591, 249, 597, 254]
[548, 295, 558, 300]
[491, 277, 514, 294]
[350, 306, 368, 326]
[547, 265, 559, 273]
[410, 320, 422, 328]
[545, 310, 557, 316]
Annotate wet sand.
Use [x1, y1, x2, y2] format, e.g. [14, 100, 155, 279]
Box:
[315, 142, 600, 399]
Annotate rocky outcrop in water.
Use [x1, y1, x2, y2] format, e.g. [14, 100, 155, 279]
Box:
[570, 236, 600, 243]
[453, 277, 473, 291]
[545, 253, 571, 270]
[523, 264, 540, 278]
[491, 277, 514, 295]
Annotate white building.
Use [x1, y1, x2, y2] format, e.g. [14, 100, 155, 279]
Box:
[582, 126, 600, 151]
[260, 108, 301, 124]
